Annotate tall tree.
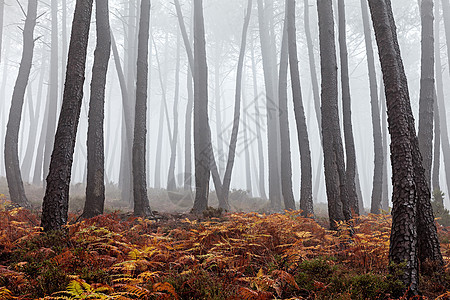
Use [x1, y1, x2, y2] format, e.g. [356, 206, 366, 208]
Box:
[191, 0, 212, 213]
[41, 0, 94, 232]
[132, 0, 152, 217]
[417, 0, 435, 189]
[287, 0, 313, 216]
[368, 0, 443, 293]
[82, 0, 111, 218]
[360, 0, 384, 214]
[338, 0, 358, 216]
[4, 0, 37, 208]
[317, 0, 349, 228]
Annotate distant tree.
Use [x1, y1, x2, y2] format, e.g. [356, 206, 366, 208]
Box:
[82, 0, 111, 218]
[317, 0, 349, 228]
[287, 0, 313, 216]
[368, 0, 443, 293]
[191, 0, 212, 213]
[4, 0, 37, 208]
[132, 0, 152, 217]
[41, 0, 94, 232]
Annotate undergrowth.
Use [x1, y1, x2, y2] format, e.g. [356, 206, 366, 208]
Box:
[0, 196, 449, 299]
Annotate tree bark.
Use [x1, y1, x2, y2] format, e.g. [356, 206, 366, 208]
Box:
[132, 0, 152, 217]
[191, 0, 211, 213]
[317, 0, 348, 228]
[361, 0, 384, 214]
[82, 0, 111, 218]
[287, 0, 313, 216]
[4, 0, 37, 208]
[41, 0, 94, 231]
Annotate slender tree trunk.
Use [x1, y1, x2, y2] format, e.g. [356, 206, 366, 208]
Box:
[278, 20, 296, 211]
[191, 0, 211, 213]
[257, 0, 282, 209]
[317, 0, 348, 228]
[167, 31, 181, 191]
[250, 33, 267, 199]
[61, 0, 68, 91]
[433, 93, 441, 193]
[361, 0, 384, 214]
[434, 0, 443, 195]
[337, 0, 357, 217]
[287, 0, 313, 216]
[380, 82, 389, 210]
[33, 98, 48, 185]
[0, 35, 10, 176]
[214, 42, 225, 175]
[418, 0, 435, 190]
[41, 0, 94, 231]
[132, 0, 152, 217]
[43, 0, 59, 184]
[4, 0, 37, 208]
[82, 0, 111, 218]
[242, 70, 252, 196]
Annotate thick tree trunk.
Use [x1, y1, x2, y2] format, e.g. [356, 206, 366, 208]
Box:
[4, 0, 37, 208]
[43, 0, 59, 185]
[41, 0, 94, 231]
[250, 34, 267, 199]
[361, 0, 384, 214]
[317, 0, 348, 228]
[417, 0, 435, 190]
[191, 0, 211, 213]
[278, 18, 296, 211]
[132, 0, 152, 217]
[287, 0, 313, 216]
[257, 0, 282, 210]
[338, 0, 357, 218]
[82, 0, 111, 218]
[167, 32, 181, 192]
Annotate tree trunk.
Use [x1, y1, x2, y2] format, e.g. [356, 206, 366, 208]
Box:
[4, 0, 37, 208]
[82, 0, 111, 218]
[434, 0, 443, 195]
[250, 33, 267, 199]
[433, 93, 441, 193]
[41, 0, 94, 231]
[43, 0, 60, 185]
[287, 0, 313, 216]
[167, 31, 181, 192]
[132, 0, 152, 217]
[191, 0, 211, 213]
[417, 0, 435, 190]
[214, 42, 225, 175]
[242, 71, 253, 196]
[361, 0, 384, 214]
[257, 0, 282, 209]
[317, 0, 348, 228]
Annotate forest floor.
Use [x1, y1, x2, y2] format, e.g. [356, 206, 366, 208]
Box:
[0, 179, 449, 299]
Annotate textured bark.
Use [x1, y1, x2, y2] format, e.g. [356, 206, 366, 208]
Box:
[417, 0, 435, 190]
[250, 33, 267, 199]
[287, 0, 313, 216]
[43, 0, 59, 184]
[4, 0, 37, 208]
[278, 19, 296, 211]
[317, 0, 348, 228]
[41, 0, 93, 231]
[167, 32, 181, 192]
[337, 0, 357, 218]
[82, 0, 111, 218]
[257, 0, 282, 209]
[132, 0, 152, 217]
[361, 0, 384, 214]
[191, 0, 211, 213]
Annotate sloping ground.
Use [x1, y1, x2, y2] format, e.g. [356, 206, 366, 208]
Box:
[0, 197, 449, 300]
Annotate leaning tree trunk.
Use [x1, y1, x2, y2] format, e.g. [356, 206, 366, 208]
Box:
[417, 0, 435, 190]
[4, 0, 37, 208]
[287, 0, 313, 216]
[191, 0, 212, 213]
[132, 0, 152, 217]
[278, 18, 296, 211]
[82, 0, 111, 218]
[338, 0, 358, 218]
[41, 0, 94, 232]
[317, 0, 348, 228]
[360, 0, 384, 214]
